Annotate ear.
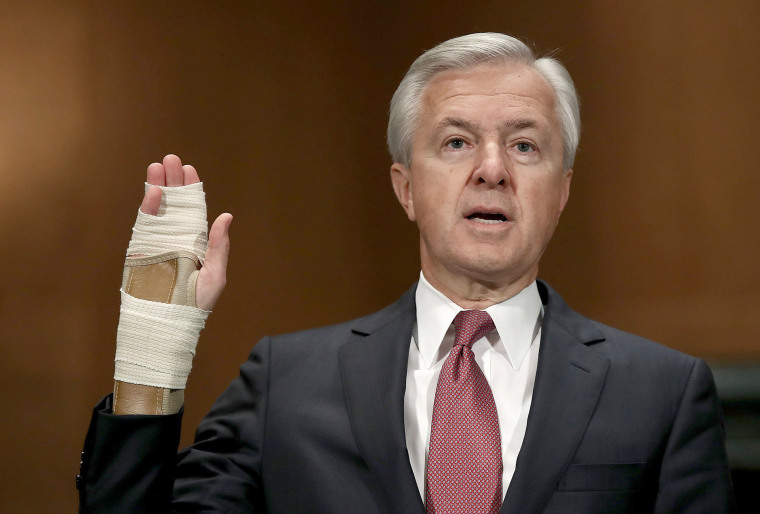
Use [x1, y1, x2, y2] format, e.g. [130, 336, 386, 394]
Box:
[390, 162, 416, 221]
[557, 168, 572, 219]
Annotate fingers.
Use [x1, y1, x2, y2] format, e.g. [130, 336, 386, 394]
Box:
[146, 155, 201, 188]
[163, 154, 184, 186]
[147, 162, 165, 186]
[195, 213, 233, 310]
[140, 186, 163, 215]
[183, 164, 200, 184]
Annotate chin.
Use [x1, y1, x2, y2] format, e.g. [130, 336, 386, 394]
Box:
[458, 257, 517, 280]
[456, 250, 536, 282]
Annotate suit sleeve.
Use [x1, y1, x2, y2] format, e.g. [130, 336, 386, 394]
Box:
[654, 358, 736, 513]
[78, 395, 183, 512]
[78, 337, 272, 513]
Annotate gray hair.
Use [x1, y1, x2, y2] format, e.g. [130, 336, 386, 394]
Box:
[387, 33, 580, 170]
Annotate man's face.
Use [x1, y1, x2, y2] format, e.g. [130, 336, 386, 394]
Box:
[391, 62, 572, 293]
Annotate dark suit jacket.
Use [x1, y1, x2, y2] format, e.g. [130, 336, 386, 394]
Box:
[78, 281, 736, 513]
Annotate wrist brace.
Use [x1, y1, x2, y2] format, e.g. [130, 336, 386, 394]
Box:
[114, 183, 210, 396]
[115, 290, 209, 389]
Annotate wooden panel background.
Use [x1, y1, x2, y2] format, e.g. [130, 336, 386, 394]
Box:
[0, 1, 758, 510]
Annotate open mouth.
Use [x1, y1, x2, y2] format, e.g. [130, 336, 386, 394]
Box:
[466, 212, 508, 224]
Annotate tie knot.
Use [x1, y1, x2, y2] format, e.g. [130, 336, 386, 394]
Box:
[453, 310, 495, 349]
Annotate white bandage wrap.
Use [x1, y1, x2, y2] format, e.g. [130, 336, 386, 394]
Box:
[115, 290, 210, 389]
[127, 182, 208, 264]
[116, 181, 211, 389]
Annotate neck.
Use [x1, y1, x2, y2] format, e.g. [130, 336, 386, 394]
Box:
[421, 263, 537, 310]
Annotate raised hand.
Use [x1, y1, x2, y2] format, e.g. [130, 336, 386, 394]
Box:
[113, 154, 233, 415]
[138, 154, 232, 310]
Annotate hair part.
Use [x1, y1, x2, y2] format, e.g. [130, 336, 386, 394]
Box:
[387, 33, 580, 170]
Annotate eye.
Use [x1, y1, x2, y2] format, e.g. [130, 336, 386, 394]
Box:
[446, 138, 466, 150]
[515, 142, 534, 153]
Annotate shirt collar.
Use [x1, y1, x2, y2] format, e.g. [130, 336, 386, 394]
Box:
[414, 272, 543, 371]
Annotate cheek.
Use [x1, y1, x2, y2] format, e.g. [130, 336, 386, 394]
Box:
[410, 162, 469, 222]
[413, 170, 447, 208]
[523, 183, 565, 224]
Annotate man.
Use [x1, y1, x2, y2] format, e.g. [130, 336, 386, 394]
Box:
[78, 33, 735, 513]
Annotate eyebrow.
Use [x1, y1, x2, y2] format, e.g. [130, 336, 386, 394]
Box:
[503, 118, 538, 131]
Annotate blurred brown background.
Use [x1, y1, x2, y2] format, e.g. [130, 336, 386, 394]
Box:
[1, 0, 759, 511]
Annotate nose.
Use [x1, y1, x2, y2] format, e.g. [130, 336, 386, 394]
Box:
[472, 141, 509, 188]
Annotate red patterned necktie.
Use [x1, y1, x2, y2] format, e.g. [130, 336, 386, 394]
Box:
[426, 310, 502, 514]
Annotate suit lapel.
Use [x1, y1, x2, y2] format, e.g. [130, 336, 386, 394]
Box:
[339, 285, 426, 513]
[501, 282, 610, 514]
[338, 281, 609, 514]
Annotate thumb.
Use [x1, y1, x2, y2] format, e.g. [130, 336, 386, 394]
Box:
[206, 213, 233, 272]
[195, 213, 233, 310]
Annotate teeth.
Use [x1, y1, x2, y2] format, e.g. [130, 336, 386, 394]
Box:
[468, 212, 507, 223]
[473, 217, 505, 224]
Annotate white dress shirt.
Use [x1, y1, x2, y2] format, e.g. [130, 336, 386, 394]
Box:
[404, 272, 543, 500]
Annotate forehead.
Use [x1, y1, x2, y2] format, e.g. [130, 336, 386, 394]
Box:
[418, 62, 558, 130]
